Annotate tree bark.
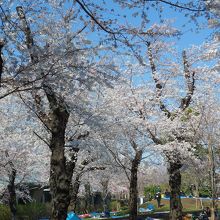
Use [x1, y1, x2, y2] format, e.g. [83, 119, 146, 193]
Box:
[70, 174, 81, 211]
[49, 135, 71, 220]
[5, 150, 17, 220]
[84, 182, 92, 213]
[7, 165, 17, 220]
[168, 160, 183, 220]
[44, 85, 77, 220]
[44, 84, 90, 219]
[129, 150, 142, 220]
[208, 138, 216, 220]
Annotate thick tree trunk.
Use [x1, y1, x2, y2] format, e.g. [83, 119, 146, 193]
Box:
[44, 84, 88, 219]
[7, 166, 17, 220]
[129, 150, 142, 220]
[46, 90, 74, 220]
[168, 161, 183, 220]
[50, 138, 71, 220]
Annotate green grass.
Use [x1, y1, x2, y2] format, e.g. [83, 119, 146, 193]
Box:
[140, 198, 220, 212]
[83, 198, 220, 220]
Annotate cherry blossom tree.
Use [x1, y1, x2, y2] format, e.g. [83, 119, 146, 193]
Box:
[144, 36, 219, 219]
[96, 77, 163, 220]
[99, 33, 219, 219]
[0, 95, 49, 220]
[189, 97, 220, 219]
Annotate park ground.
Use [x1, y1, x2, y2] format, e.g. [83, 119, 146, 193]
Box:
[1, 198, 220, 220]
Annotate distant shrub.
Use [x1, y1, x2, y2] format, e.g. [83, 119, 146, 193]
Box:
[17, 202, 51, 220]
[144, 185, 160, 200]
[116, 208, 129, 216]
[109, 200, 120, 211]
[199, 187, 211, 198]
[0, 204, 11, 220]
[120, 206, 128, 210]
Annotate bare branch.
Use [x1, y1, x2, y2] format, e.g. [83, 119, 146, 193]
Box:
[75, 0, 118, 35]
[18, 92, 52, 133]
[0, 86, 40, 100]
[101, 138, 131, 181]
[147, 128, 163, 145]
[0, 41, 4, 88]
[145, 0, 206, 12]
[33, 131, 50, 147]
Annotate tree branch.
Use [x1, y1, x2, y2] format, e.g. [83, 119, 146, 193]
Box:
[147, 128, 163, 145]
[33, 131, 50, 147]
[0, 41, 4, 88]
[145, 0, 206, 12]
[75, 0, 118, 35]
[16, 6, 37, 62]
[147, 42, 171, 117]
[180, 50, 195, 110]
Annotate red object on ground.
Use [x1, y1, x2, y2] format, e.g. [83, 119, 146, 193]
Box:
[79, 214, 91, 218]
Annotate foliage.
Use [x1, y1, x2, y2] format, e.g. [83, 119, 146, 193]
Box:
[144, 185, 161, 200]
[16, 202, 51, 220]
[117, 207, 130, 216]
[109, 200, 120, 211]
[198, 185, 211, 198]
[0, 204, 10, 220]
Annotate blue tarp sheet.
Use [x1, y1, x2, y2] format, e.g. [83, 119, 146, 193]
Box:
[139, 204, 155, 212]
[67, 212, 81, 220]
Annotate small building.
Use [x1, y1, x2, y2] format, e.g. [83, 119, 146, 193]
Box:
[18, 184, 51, 204]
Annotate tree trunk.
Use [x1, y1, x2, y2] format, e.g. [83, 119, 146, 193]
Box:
[208, 139, 216, 220]
[195, 183, 199, 209]
[84, 182, 92, 213]
[129, 150, 142, 220]
[5, 150, 17, 220]
[49, 139, 71, 220]
[70, 174, 81, 211]
[45, 90, 75, 220]
[101, 179, 109, 212]
[7, 166, 17, 220]
[168, 161, 183, 220]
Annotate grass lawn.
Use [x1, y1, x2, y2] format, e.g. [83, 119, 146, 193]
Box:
[140, 198, 220, 212]
[81, 198, 220, 220]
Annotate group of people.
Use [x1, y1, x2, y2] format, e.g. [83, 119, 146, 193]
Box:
[154, 191, 219, 220]
[199, 207, 211, 220]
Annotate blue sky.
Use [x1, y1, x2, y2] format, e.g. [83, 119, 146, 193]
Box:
[79, 0, 213, 51]
[6, 0, 211, 51]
